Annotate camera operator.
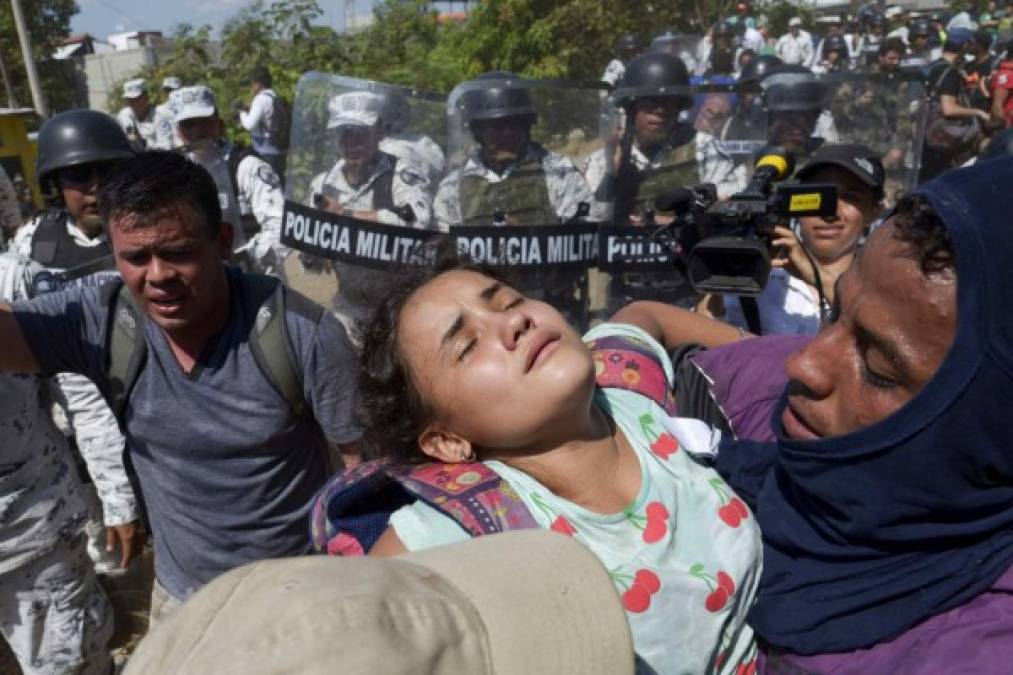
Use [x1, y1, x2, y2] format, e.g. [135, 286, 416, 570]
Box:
[699, 144, 884, 335]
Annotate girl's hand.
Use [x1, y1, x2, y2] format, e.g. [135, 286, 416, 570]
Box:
[770, 224, 815, 284]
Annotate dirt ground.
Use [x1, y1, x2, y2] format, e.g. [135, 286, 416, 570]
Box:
[0, 545, 155, 675]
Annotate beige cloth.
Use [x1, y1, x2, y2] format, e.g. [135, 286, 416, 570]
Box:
[125, 531, 635, 675]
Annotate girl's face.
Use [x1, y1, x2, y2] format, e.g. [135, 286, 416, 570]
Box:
[398, 270, 595, 459]
[799, 166, 879, 263]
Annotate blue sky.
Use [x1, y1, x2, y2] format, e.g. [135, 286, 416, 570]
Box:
[70, 0, 471, 40]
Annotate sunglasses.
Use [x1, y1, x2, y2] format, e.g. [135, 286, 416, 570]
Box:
[57, 163, 115, 186]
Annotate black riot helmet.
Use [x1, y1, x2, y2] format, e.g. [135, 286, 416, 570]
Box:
[869, 13, 886, 29]
[36, 109, 134, 183]
[761, 65, 827, 112]
[458, 71, 537, 127]
[739, 54, 783, 88]
[823, 33, 847, 56]
[612, 51, 692, 110]
[616, 33, 640, 55]
[909, 19, 932, 39]
[714, 21, 736, 38]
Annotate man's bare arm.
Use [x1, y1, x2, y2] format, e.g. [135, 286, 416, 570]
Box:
[611, 301, 746, 351]
[0, 303, 40, 372]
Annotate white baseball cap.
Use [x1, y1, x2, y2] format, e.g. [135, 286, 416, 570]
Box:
[123, 531, 635, 675]
[122, 78, 148, 99]
[161, 76, 182, 91]
[788, 17, 803, 27]
[327, 91, 384, 129]
[884, 6, 904, 19]
[171, 85, 217, 123]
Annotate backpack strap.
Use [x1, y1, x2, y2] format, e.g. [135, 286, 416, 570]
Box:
[587, 334, 678, 415]
[101, 279, 147, 425]
[242, 273, 322, 420]
[310, 459, 539, 556]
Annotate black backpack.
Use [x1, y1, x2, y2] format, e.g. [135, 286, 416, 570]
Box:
[100, 273, 320, 425]
[265, 91, 291, 152]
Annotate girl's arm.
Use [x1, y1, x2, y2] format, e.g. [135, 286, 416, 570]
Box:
[611, 301, 746, 350]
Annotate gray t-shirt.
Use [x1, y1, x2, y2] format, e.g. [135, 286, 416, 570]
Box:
[13, 267, 360, 599]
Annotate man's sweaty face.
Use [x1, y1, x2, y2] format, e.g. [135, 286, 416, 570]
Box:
[781, 221, 958, 440]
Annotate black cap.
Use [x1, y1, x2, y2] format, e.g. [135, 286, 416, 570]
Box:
[795, 143, 885, 199]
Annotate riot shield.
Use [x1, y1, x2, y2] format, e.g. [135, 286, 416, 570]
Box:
[821, 72, 926, 202]
[281, 72, 446, 333]
[649, 32, 705, 76]
[442, 76, 605, 328]
[595, 83, 756, 315]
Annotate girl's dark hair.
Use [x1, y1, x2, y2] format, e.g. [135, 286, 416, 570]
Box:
[356, 240, 511, 464]
[890, 193, 955, 275]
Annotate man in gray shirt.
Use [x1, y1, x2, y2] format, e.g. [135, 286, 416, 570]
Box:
[0, 151, 361, 622]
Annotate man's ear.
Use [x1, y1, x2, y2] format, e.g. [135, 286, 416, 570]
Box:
[216, 222, 233, 259]
[418, 428, 475, 464]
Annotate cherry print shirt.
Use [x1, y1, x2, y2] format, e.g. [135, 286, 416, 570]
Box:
[388, 323, 762, 674]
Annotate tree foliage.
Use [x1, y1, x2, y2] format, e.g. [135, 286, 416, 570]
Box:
[0, 0, 79, 117]
[105, 0, 820, 139]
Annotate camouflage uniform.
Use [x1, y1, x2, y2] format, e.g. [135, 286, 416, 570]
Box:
[0, 253, 113, 675]
[380, 134, 446, 188]
[434, 143, 593, 230]
[0, 165, 21, 247]
[12, 217, 140, 573]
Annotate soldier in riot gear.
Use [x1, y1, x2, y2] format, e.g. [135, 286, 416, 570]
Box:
[9, 110, 141, 667]
[761, 65, 838, 156]
[650, 30, 699, 74]
[813, 34, 851, 74]
[602, 33, 641, 90]
[706, 21, 738, 77]
[857, 14, 887, 68]
[902, 20, 940, 68]
[585, 52, 744, 310]
[377, 91, 446, 187]
[171, 85, 288, 272]
[116, 79, 156, 150]
[313, 91, 433, 229]
[721, 54, 782, 144]
[434, 73, 592, 230]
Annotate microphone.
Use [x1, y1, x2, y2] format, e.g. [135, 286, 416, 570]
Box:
[742, 146, 795, 198]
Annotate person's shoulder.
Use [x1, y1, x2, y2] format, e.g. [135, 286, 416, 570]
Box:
[392, 157, 429, 189]
[540, 147, 580, 173]
[237, 152, 282, 190]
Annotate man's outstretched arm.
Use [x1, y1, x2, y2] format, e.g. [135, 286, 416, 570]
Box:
[0, 303, 40, 372]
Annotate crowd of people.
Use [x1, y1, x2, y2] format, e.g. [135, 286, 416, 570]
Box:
[0, 4, 1012, 675]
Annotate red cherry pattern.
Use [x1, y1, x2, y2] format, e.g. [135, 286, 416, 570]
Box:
[710, 478, 750, 529]
[617, 567, 663, 613]
[550, 515, 576, 536]
[642, 500, 670, 543]
[690, 563, 736, 613]
[736, 659, 757, 675]
[622, 582, 652, 613]
[639, 414, 680, 460]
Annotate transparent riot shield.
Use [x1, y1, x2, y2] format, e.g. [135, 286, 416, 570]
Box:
[281, 72, 446, 333]
[649, 32, 705, 77]
[821, 72, 927, 203]
[442, 76, 605, 328]
[596, 83, 756, 315]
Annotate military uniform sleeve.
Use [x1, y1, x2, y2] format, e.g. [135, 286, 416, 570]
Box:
[546, 155, 594, 221]
[235, 156, 286, 267]
[433, 172, 461, 232]
[11, 216, 38, 259]
[55, 372, 138, 526]
[387, 163, 434, 229]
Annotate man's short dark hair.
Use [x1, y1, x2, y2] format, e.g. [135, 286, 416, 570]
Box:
[98, 150, 222, 237]
[879, 37, 906, 58]
[891, 193, 955, 276]
[249, 65, 272, 88]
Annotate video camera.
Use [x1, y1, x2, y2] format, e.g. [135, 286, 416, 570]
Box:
[654, 147, 837, 296]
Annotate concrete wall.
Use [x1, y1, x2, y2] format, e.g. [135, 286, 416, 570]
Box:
[84, 46, 173, 113]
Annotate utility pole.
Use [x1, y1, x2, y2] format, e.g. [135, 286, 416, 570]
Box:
[10, 0, 48, 118]
[0, 46, 18, 108]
